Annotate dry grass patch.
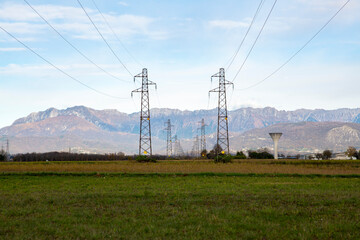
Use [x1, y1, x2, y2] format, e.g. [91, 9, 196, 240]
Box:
[1, 160, 360, 175]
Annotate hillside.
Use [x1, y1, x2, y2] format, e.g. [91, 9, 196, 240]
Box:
[1, 106, 360, 154]
[231, 122, 360, 154]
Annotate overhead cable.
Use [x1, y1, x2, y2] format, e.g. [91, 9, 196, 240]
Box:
[226, 0, 265, 71]
[232, 0, 278, 82]
[90, 0, 143, 68]
[23, 0, 130, 83]
[237, 0, 351, 91]
[0, 26, 128, 99]
[77, 0, 133, 77]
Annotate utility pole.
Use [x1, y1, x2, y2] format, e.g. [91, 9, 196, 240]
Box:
[209, 68, 233, 155]
[132, 68, 157, 156]
[164, 119, 173, 157]
[198, 118, 207, 154]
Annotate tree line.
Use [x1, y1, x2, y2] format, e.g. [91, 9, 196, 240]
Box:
[2, 145, 359, 162]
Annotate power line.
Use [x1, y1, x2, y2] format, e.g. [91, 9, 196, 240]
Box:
[77, 0, 133, 77]
[90, 0, 143, 68]
[236, 0, 351, 91]
[226, 0, 265, 71]
[232, 0, 278, 82]
[23, 0, 130, 83]
[0, 26, 128, 99]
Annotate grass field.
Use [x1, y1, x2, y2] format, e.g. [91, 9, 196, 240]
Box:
[1, 160, 359, 239]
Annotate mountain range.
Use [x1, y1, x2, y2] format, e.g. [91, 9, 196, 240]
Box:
[1, 106, 360, 154]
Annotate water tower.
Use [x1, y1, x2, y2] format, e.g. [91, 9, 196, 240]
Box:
[269, 133, 282, 159]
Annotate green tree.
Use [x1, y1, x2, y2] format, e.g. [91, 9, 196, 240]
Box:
[0, 150, 6, 162]
[234, 151, 246, 159]
[207, 144, 223, 159]
[248, 150, 274, 159]
[135, 155, 156, 163]
[214, 154, 232, 163]
[323, 150, 332, 160]
[346, 146, 357, 159]
[315, 153, 323, 160]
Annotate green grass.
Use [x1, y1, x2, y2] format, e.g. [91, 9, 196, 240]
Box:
[1, 174, 359, 239]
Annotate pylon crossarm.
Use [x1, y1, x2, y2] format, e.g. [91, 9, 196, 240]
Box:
[224, 80, 234, 86]
[134, 72, 143, 78]
[131, 88, 142, 94]
[211, 72, 220, 78]
[147, 80, 156, 86]
[209, 87, 220, 93]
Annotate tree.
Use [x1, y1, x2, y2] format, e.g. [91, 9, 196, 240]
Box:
[207, 144, 222, 159]
[135, 155, 156, 163]
[248, 150, 274, 159]
[323, 150, 332, 160]
[214, 154, 232, 163]
[315, 153, 323, 160]
[0, 150, 6, 162]
[346, 146, 357, 159]
[234, 151, 246, 159]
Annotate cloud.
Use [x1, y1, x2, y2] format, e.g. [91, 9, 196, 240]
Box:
[0, 2, 166, 41]
[0, 48, 26, 52]
[118, 2, 129, 7]
[0, 21, 46, 34]
[208, 20, 249, 30]
[0, 63, 131, 80]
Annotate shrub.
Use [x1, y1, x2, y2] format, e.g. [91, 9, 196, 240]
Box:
[135, 155, 157, 163]
[214, 154, 232, 163]
[248, 150, 274, 159]
[234, 151, 247, 159]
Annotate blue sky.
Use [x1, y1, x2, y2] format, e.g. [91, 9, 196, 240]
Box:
[0, 0, 359, 128]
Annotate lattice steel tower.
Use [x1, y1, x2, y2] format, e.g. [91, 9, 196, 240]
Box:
[199, 118, 207, 153]
[164, 119, 173, 157]
[173, 135, 184, 156]
[209, 68, 233, 154]
[191, 135, 200, 157]
[132, 68, 157, 156]
[6, 138, 9, 155]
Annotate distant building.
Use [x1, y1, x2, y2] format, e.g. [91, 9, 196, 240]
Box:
[332, 153, 351, 160]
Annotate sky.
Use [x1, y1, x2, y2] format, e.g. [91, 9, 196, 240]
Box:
[0, 0, 359, 128]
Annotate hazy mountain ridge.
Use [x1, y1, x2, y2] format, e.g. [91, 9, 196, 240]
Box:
[232, 122, 360, 154]
[2, 106, 360, 154]
[9, 106, 360, 137]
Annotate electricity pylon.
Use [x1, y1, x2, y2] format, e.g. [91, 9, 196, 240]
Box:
[131, 68, 157, 156]
[198, 118, 207, 154]
[173, 135, 184, 156]
[164, 119, 173, 157]
[6, 138, 9, 154]
[6, 138, 9, 160]
[191, 135, 200, 157]
[209, 68, 233, 155]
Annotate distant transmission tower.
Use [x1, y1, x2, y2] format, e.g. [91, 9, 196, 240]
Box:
[164, 119, 173, 157]
[6, 138, 9, 155]
[209, 68, 233, 154]
[132, 68, 157, 156]
[191, 135, 200, 157]
[198, 118, 207, 154]
[173, 135, 184, 156]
